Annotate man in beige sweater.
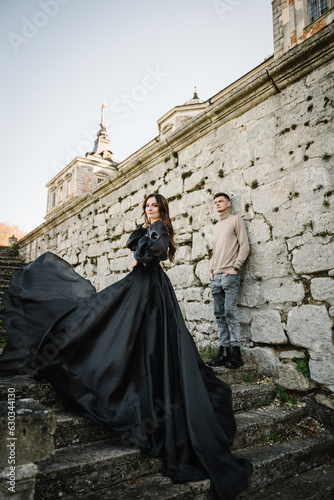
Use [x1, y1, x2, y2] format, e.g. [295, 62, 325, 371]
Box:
[209, 193, 250, 369]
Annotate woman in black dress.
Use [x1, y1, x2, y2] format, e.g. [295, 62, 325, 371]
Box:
[0, 193, 252, 499]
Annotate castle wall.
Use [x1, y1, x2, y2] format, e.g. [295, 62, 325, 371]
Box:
[17, 26, 334, 393]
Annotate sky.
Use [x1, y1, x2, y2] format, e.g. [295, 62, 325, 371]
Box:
[0, 0, 274, 234]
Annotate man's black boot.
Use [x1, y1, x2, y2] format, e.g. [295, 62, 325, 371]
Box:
[209, 346, 230, 367]
[225, 346, 244, 369]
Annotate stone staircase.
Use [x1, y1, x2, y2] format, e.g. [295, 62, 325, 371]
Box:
[0, 246, 333, 500]
[0, 246, 25, 350]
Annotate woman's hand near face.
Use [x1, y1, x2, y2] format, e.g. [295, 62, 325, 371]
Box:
[131, 261, 139, 271]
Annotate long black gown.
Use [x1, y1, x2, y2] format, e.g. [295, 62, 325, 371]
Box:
[0, 220, 252, 499]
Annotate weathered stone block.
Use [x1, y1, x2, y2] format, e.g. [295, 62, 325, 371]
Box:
[184, 302, 215, 322]
[175, 244, 192, 264]
[238, 280, 265, 308]
[0, 399, 56, 469]
[166, 264, 196, 288]
[184, 287, 202, 302]
[261, 277, 305, 304]
[311, 277, 334, 303]
[292, 240, 334, 274]
[287, 305, 332, 354]
[191, 232, 208, 261]
[243, 347, 280, 376]
[309, 352, 334, 388]
[251, 310, 287, 344]
[247, 218, 271, 244]
[0, 463, 37, 500]
[245, 239, 290, 279]
[277, 349, 306, 359]
[275, 363, 312, 391]
[195, 259, 211, 285]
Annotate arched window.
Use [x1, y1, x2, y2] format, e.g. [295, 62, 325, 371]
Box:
[308, 0, 329, 22]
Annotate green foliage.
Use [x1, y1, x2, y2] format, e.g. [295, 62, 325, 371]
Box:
[250, 180, 258, 189]
[292, 355, 310, 378]
[275, 385, 298, 406]
[264, 433, 279, 443]
[0, 330, 7, 349]
[9, 243, 20, 256]
[110, 235, 121, 243]
[304, 220, 313, 231]
[199, 346, 220, 364]
[194, 179, 205, 190]
[245, 203, 250, 213]
[181, 171, 193, 181]
[244, 374, 252, 382]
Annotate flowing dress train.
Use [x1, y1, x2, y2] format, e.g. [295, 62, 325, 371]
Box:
[0, 220, 252, 499]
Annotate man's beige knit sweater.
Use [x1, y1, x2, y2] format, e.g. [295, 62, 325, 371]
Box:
[210, 212, 250, 274]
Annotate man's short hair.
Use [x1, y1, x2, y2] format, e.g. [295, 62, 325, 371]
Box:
[213, 192, 231, 202]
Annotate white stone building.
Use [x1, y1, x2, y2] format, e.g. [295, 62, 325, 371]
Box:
[46, 103, 119, 218]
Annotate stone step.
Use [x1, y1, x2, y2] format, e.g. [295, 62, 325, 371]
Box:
[0, 376, 63, 409]
[0, 247, 17, 254]
[0, 266, 21, 277]
[47, 435, 334, 500]
[244, 464, 334, 499]
[54, 411, 118, 449]
[0, 277, 12, 288]
[53, 404, 306, 452]
[0, 256, 23, 265]
[34, 439, 164, 500]
[0, 376, 276, 413]
[232, 383, 276, 411]
[56, 473, 210, 500]
[238, 434, 334, 495]
[211, 363, 258, 386]
[0, 398, 56, 469]
[232, 405, 307, 451]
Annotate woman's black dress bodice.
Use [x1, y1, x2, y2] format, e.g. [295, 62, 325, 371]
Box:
[0, 221, 252, 500]
[126, 220, 169, 267]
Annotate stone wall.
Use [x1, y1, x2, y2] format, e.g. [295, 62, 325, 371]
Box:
[17, 26, 334, 394]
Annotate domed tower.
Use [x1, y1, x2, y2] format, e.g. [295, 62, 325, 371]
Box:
[46, 104, 119, 217]
[157, 87, 209, 136]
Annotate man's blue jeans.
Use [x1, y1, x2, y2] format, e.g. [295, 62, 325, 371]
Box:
[210, 273, 241, 348]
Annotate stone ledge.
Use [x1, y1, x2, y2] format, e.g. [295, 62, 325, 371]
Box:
[0, 463, 38, 500]
[0, 398, 56, 469]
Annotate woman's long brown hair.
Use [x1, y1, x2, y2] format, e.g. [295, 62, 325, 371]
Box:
[142, 193, 177, 263]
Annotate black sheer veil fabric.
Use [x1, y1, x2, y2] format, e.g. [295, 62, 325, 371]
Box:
[0, 220, 252, 499]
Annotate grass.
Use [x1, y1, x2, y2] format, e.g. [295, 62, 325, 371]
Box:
[199, 346, 220, 364]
